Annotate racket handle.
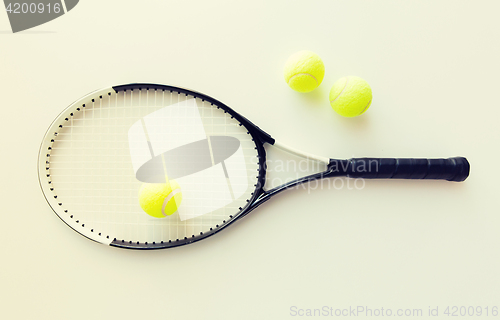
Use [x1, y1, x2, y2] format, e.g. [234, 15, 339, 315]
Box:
[333, 157, 469, 182]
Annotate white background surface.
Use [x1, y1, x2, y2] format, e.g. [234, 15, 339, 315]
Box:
[1, 1, 499, 319]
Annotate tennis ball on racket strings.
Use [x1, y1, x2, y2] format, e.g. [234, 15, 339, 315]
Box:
[329, 76, 372, 117]
[284, 50, 325, 93]
[138, 181, 182, 218]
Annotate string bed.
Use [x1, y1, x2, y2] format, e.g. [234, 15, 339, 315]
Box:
[42, 87, 260, 246]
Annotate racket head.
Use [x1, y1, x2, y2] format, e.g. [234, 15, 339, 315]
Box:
[38, 84, 272, 249]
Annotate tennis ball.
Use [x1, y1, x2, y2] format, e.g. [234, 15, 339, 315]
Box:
[138, 181, 182, 218]
[284, 50, 325, 93]
[329, 76, 372, 117]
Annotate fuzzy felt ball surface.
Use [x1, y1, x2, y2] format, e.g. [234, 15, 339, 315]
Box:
[329, 76, 372, 117]
[284, 50, 325, 93]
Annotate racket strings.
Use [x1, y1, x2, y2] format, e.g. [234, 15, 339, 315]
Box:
[43, 87, 261, 246]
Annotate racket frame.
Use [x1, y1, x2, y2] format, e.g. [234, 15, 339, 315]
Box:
[39, 83, 292, 249]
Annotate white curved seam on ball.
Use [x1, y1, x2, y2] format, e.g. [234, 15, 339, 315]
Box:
[359, 98, 372, 115]
[330, 77, 350, 103]
[161, 188, 182, 216]
[288, 73, 318, 85]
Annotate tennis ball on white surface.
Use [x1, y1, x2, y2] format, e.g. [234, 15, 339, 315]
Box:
[139, 181, 182, 218]
[284, 50, 325, 93]
[329, 76, 372, 117]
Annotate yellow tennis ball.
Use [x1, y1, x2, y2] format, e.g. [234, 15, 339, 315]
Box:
[329, 76, 372, 117]
[138, 181, 182, 218]
[284, 50, 325, 93]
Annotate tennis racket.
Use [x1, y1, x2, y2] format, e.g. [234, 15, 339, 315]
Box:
[38, 83, 470, 249]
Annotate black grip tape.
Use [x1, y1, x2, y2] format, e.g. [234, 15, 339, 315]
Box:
[345, 157, 469, 182]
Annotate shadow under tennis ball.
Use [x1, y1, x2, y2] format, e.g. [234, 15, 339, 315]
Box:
[293, 85, 327, 106]
[331, 111, 373, 140]
[4, 0, 79, 33]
